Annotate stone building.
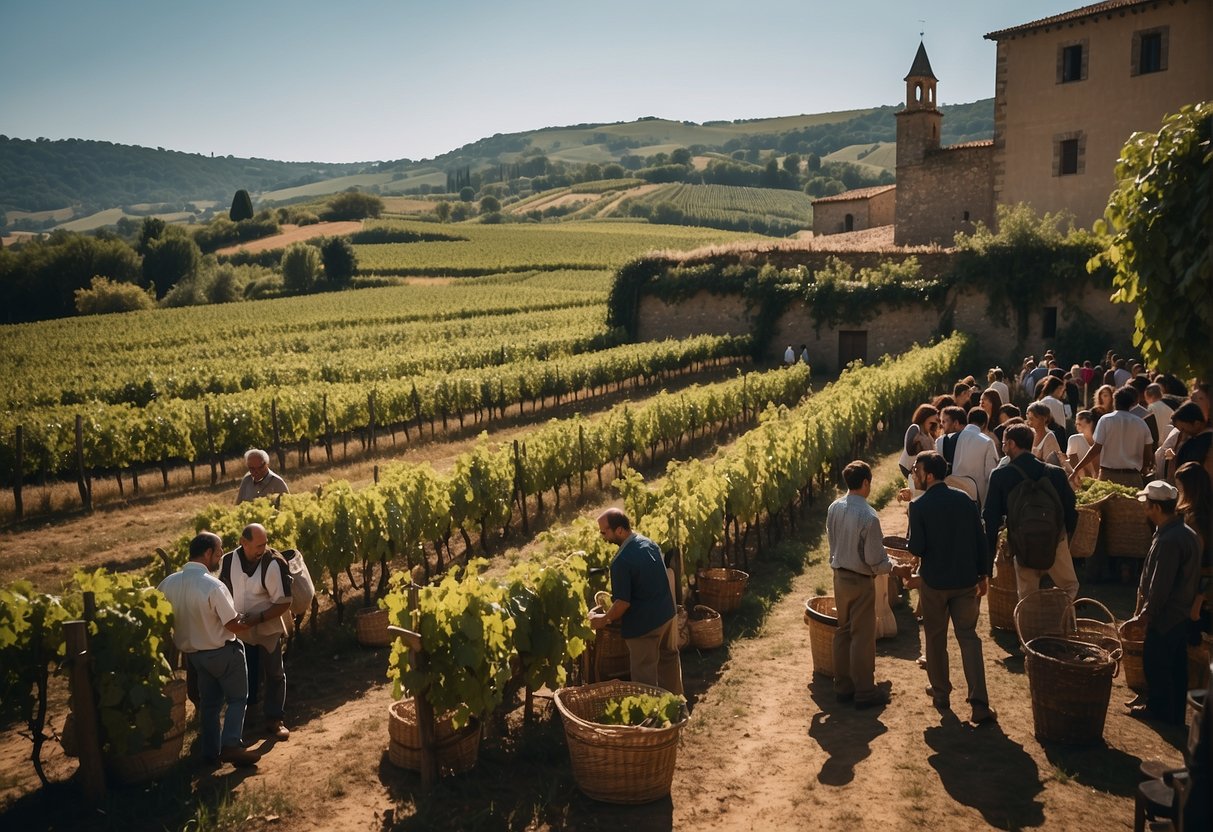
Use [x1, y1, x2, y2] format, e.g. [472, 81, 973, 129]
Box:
[986, 0, 1213, 230]
[814, 0, 1213, 245]
[810, 185, 895, 235]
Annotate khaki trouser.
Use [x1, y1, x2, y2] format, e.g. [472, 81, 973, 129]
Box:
[832, 569, 877, 700]
[920, 583, 990, 707]
[1014, 536, 1080, 601]
[625, 618, 684, 695]
[1100, 467, 1143, 489]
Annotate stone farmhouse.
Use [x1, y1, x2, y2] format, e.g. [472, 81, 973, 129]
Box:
[813, 0, 1213, 245]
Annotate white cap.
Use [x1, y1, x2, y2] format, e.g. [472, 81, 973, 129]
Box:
[1137, 480, 1179, 502]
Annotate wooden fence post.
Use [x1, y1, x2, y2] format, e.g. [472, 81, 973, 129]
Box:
[13, 425, 23, 520]
[74, 416, 92, 513]
[322, 394, 334, 463]
[393, 584, 438, 788]
[368, 391, 377, 451]
[204, 404, 218, 485]
[512, 440, 529, 536]
[63, 618, 106, 802]
[270, 399, 285, 471]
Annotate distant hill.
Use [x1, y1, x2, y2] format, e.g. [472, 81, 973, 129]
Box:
[0, 136, 371, 216]
[0, 99, 992, 228]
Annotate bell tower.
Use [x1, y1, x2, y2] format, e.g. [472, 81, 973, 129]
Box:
[896, 41, 942, 168]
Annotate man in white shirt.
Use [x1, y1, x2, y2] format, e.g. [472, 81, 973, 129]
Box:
[158, 532, 260, 768]
[1071, 387, 1153, 488]
[220, 524, 292, 741]
[1144, 384, 1175, 436]
[935, 406, 999, 507]
[986, 368, 1010, 404]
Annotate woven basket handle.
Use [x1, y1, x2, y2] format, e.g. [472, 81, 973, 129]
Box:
[1072, 597, 1117, 630]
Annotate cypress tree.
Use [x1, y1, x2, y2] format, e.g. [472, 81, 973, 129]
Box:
[229, 189, 254, 222]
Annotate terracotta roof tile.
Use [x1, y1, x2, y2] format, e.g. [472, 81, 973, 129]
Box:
[940, 139, 994, 151]
[811, 184, 896, 205]
[986, 1, 1154, 40]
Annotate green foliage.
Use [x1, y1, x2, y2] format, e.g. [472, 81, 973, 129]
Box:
[479, 195, 501, 214]
[459, 187, 475, 203]
[384, 564, 516, 728]
[193, 213, 280, 254]
[434, 201, 452, 223]
[1093, 101, 1212, 382]
[951, 203, 1107, 342]
[229, 189, 254, 222]
[74, 276, 156, 315]
[318, 236, 357, 290]
[281, 242, 322, 294]
[1075, 477, 1139, 506]
[504, 553, 592, 691]
[600, 692, 687, 727]
[322, 191, 384, 221]
[142, 229, 202, 297]
[0, 230, 142, 322]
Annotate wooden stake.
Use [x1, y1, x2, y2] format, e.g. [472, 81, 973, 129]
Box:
[64, 620, 106, 802]
[74, 416, 92, 512]
[13, 425, 23, 520]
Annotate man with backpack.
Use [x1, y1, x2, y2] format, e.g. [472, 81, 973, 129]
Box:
[983, 424, 1079, 601]
[220, 523, 292, 741]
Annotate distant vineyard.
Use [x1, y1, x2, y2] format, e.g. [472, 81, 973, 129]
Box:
[619, 184, 814, 236]
[353, 220, 760, 275]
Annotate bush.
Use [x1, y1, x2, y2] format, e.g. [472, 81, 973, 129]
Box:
[142, 231, 202, 298]
[319, 236, 357, 289]
[74, 276, 156, 315]
[244, 273, 284, 299]
[322, 192, 383, 221]
[479, 195, 501, 214]
[459, 186, 475, 202]
[281, 243, 322, 294]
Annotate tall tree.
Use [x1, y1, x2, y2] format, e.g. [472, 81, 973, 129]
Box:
[319, 236, 357, 290]
[1093, 101, 1212, 383]
[229, 189, 254, 222]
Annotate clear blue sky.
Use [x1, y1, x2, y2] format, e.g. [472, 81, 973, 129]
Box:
[0, 1, 1075, 163]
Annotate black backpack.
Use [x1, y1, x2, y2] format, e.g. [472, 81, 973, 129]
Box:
[220, 548, 292, 600]
[1005, 466, 1064, 570]
[941, 432, 960, 474]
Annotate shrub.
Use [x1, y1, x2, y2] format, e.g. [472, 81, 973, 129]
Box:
[319, 236, 357, 289]
[74, 276, 156, 315]
[322, 192, 383, 221]
[281, 243, 322, 294]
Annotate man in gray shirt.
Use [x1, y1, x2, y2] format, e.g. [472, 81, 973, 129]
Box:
[826, 460, 893, 708]
[235, 449, 289, 505]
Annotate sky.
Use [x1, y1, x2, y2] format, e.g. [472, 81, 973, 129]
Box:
[0, 0, 1081, 164]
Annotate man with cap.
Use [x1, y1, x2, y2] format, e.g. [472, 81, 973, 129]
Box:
[1125, 480, 1201, 723]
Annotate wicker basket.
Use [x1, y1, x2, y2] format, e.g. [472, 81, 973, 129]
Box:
[1071, 598, 1122, 662]
[675, 606, 691, 650]
[1188, 690, 1206, 755]
[1070, 506, 1101, 558]
[883, 535, 912, 561]
[387, 699, 479, 775]
[696, 568, 749, 613]
[1025, 636, 1116, 744]
[687, 605, 723, 649]
[988, 585, 1018, 631]
[1014, 589, 1077, 647]
[101, 677, 188, 785]
[1118, 619, 1147, 692]
[803, 596, 837, 677]
[1100, 494, 1153, 558]
[553, 680, 688, 804]
[585, 606, 631, 682]
[989, 539, 1016, 591]
[355, 607, 392, 648]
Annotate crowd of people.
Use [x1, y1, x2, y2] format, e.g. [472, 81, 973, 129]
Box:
[828, 348, 1211, 732]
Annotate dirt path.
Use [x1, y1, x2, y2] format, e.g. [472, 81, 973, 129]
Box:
[212, 222, 363, 255]
[668, 452, 1185, 831]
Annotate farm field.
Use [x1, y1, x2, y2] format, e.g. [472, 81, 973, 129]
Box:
[615, 183, 816, 234]
[824, 141, 897, 173]
[0, 334, 1176, 832]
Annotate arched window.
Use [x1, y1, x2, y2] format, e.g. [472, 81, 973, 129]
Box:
[915, 83, 923, 103]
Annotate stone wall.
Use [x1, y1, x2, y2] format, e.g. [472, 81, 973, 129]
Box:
[895, 144, 996, 246]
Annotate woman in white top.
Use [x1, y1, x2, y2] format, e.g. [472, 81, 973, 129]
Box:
[986, 367, 1010, 405]
[1038, 376, 1069, 430]
[1066, 409, 1098, 480]
[1027, 402, 1068, 470]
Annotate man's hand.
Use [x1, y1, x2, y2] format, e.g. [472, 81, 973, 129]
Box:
[897, 487, 913, 503]
[589, 610, 609, 631]
[974, 576, 989, 598]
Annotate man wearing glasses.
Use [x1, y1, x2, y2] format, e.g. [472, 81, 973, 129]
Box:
[236, 448, 290, 505]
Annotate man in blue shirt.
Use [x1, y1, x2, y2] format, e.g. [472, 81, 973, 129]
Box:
[591, 508, 683, 694]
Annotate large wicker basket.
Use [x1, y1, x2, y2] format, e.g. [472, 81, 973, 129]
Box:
[696, 568, 749, 613]
[386, 700, 479, 776]
[687, 605, 723, 649]
[989, 539, 1016, 591]
[1100, 494, 1153, 558]
[988, 546, 1017, 630]
[1188, 634, 1213, 690]
[1014, 589, 1076, 647]
[553, 680, 688, 804]
[1069, 506, 1101, 558]
[1071, 598, 1122, 662]
[803, 596, 837, 677]
[356, 607, 392, 648]
[1024, 636, 1116, 744]
[103, 678, 188, 785]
